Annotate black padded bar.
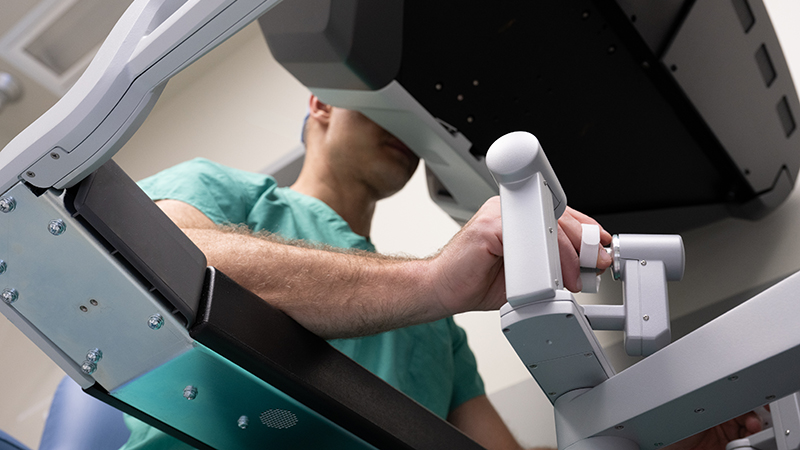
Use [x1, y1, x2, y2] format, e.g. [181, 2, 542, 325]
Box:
[190, 268, 486, 450]
[65, 160, 207, 326]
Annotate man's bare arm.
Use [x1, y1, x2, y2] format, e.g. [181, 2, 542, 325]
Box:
[156, 197, 611, 339]
[157, 198, 508, 339]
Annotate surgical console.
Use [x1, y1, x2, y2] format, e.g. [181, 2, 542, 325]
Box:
[2, 0, 800, 449]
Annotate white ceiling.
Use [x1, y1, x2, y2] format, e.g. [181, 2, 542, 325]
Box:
[0, 2, 61, 148]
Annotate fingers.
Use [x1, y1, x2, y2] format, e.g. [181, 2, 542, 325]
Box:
[558, 207, 613, 274]
[558, 224, 582, 292]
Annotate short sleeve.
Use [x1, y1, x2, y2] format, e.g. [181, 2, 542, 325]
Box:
[137, 158, 277, 225]
[447, 318, 486, 412]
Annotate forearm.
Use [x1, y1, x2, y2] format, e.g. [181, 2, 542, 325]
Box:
[183, 227, 448, 339]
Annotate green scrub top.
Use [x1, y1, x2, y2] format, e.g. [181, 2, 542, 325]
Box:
[118, 158, 484, 450]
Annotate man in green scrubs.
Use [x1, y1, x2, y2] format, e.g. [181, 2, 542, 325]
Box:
[119, 96, 759, 450]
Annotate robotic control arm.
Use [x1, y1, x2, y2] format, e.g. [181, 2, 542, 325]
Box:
[488, 131, 800, 450]
[0, 0, 284, 196]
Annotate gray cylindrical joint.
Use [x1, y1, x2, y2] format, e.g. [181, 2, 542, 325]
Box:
[485, 131, 568, 216]
[615, 234, 685, 281]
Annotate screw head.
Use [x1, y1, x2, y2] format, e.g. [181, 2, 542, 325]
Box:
[0, 197, 16, 213]
[694, 408, 705, 414]
[728, 375, 739, 382]
[615, 425, 624, 430]
[0, 260, 6, 275]
[81, 361, 97, 375]
[148, 314, 164, 330]
[641, 260, 647, 266]
[50, 152, 60, 160]
[238, 415, 249, 429]
[643, 315, 650, 321]
[767, 395, 777, 401]
[86, 348, 103, 363]
[183, 385, 198, 400]
[786, 429, 791, 436]
[1, 288, 18, 304]
[48, 219, 67, 236]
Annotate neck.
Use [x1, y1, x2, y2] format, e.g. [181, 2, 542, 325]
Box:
[290, 168, 377, 238]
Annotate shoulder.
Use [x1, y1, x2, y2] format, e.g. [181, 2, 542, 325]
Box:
[138, 158, 279, 225]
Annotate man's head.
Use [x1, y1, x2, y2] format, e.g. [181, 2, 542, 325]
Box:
[301, 96, 420, 200]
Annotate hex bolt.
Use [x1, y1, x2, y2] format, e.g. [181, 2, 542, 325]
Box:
[48, 219, 67, 236]
[148, 314, 164, 330]
[81, 361, 97, 375]
[86, 348, 103, 363]
[0, 197, 16, 213]
[183, 385, 198, 400]
[1, 288, 18, 304]
[238, 415, 249, 429]
[0, 260, 6, 275]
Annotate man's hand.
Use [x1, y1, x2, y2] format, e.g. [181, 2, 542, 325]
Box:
[429, 199, 613, 316]
[665, 413, 762, 450]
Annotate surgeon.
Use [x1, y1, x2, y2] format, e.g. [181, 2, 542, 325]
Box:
[118, 96, 760, 450]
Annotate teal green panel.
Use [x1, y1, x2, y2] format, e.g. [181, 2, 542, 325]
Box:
[112, 343, 378, 450]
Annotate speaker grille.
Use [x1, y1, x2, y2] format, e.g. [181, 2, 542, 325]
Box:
[259, 409, 299, 429]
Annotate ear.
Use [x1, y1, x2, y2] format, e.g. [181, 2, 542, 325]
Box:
[308, 95, 332, 125]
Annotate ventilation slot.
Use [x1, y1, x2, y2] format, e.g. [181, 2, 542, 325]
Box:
[755, 45, 776, 87]
[732, 0, 755, 33]
[777, 96, 796, 137]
